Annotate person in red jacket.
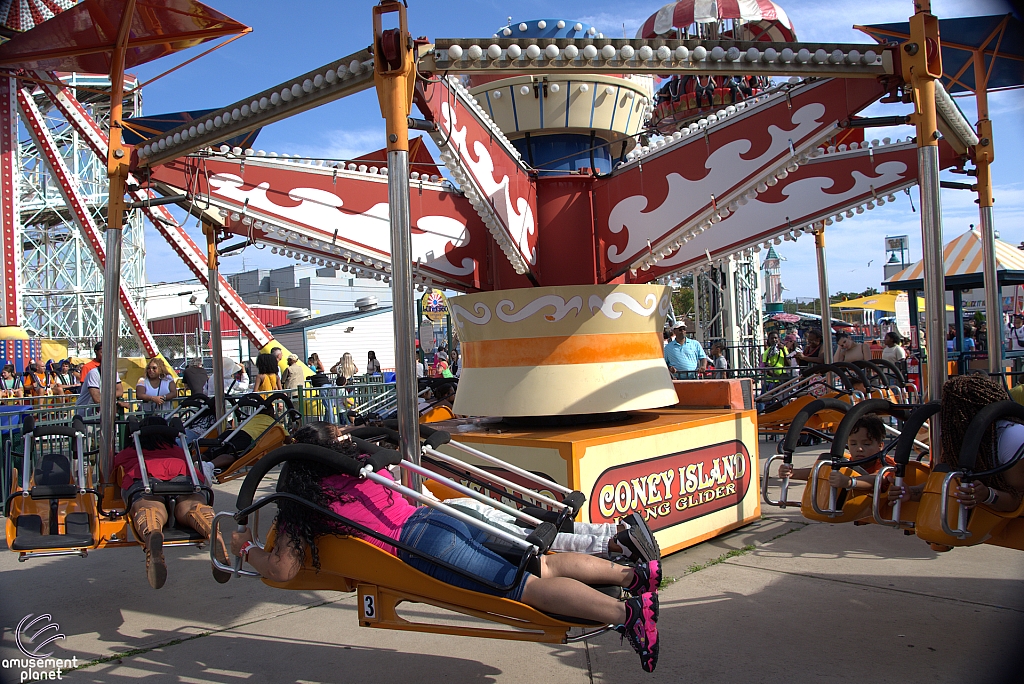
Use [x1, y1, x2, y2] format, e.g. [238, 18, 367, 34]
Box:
[112, 416, 228, 589]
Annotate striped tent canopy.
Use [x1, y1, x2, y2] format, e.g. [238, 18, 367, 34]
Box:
[637, 0, 796, 42]
[884, 229, 1024, 286]
[0, 0, 73, 33]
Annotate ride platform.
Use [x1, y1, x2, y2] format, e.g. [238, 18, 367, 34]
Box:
[430, 379, 760, 555]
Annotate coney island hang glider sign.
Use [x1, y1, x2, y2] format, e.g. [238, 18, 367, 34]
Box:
[590, 440, 752, 531]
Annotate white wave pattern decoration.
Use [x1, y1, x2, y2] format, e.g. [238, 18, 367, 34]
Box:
[589, 293, 659, 319]
[495, 295, 584, 323]
[440, 101, 537, 266]
[207, 173, 475, 277]
[606, 102, 827, 263]
[658, 293, 671, 317]
[451, 302, 492, 327]
[656, 157, 912, 269]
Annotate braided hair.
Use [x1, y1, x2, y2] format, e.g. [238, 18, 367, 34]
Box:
[940, 375, 1021, 496]
[274, 421, 388, 571]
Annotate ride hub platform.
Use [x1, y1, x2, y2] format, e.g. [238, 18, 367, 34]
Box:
[429, 379, 760, 556]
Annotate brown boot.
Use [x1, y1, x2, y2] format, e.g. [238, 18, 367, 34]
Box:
[133, 504, 167, 589]
[183, 503, 230, 583]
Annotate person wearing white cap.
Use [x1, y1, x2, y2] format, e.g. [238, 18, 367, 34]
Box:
[204, 357, 249, 397]
[664, 321, 707, 379]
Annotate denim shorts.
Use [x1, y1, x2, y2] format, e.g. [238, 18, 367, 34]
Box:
[398, 507, 531, 602]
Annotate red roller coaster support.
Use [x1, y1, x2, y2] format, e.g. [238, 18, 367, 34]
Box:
[33, 71, 275, 349]
[0, 77, 19, 327]
[17, 85, 159, 357]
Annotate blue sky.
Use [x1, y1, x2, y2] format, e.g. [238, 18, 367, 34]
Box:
[131, 0, 1023, 298]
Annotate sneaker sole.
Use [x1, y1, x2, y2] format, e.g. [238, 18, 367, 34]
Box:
[147, 533, 167, 589]
[624, 513, 661, 563]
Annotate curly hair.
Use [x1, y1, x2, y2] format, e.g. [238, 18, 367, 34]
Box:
[274, 421, 389, 571]
[256, 353, 279, 376]
[940, 375, 1021, 496]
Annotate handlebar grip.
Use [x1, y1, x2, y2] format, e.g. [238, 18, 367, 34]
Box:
[561, 491, 586, 515]
[525, 522, 558, 554]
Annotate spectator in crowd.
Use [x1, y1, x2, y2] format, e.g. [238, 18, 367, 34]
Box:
[332, 353, 359, 382]
[761, 332, 787, 388]
[709, 343, 728, 379]
[307, 353, 325, 373]
[204, 357, 249, 396]
[976, 321, 988, 352]
[662, 329, 672, 349]
[1008, 313, 1024, 352]
[137, 358, 177, 415]
[79, 341, 102, 382]
[881, 332, 906, 365]
[782, 334, 801, 369]
[254, 353, 282, 394]
[946, 325, 957, 352]
[366, 350, 382, 375]
[433, 351, 451, 378]
[795, 328, 825, 366]
[663, 321, 707, 379]
[834, 331, 872, 363]
[282, 354, 307, 390]
[76, 354, 123, 417]
[416, 350, 426, 378]
[962, 326, 977, 354]
[450, 349, 461, 377]
[182, 359, 209, 396]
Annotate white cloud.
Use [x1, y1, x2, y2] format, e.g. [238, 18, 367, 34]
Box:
[283, 127, 385, 162]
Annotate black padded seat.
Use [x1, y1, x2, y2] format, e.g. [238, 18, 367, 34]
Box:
[34, 453, 72, 487]
[11, 514, 93, 551]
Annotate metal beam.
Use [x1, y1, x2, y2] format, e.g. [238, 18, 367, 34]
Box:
[0, 77, 19, 327]
[17, 86, 158, 358]
[136, 48, 375, 168]
[425, 38, 893, 77]
[35, 72, 277, 349]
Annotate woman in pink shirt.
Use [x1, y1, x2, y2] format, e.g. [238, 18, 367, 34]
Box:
[232, 422, 662, 672]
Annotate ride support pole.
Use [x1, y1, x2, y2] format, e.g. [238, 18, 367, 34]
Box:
[99, 0, 137, 481]
[972, 51, 1003, 374]
[374, 1, 420, 497]
[206, 221, 225, 419]
[904, 0, 946, 407]
[814, 229, 834, 366]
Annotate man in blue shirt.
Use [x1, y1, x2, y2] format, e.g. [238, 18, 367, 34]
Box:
[664, 321, 708, 379]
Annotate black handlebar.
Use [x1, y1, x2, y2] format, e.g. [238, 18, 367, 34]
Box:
[235, 444, 365, 521]
[958, 400, 1024, 476]
[828, 398, 902, 466]
[892, 402, 940, 472]
[782, 398, 850, 457]
[801, 364, 854, 390]
[832, 362, 870, 389]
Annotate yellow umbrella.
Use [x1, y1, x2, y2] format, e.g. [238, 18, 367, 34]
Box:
[836, 292, 953, 312]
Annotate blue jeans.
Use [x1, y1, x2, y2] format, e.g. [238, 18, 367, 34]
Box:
[398, 507, 531, 601]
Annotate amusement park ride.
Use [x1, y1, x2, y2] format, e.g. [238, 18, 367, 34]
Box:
[0, 0, 1019, 646]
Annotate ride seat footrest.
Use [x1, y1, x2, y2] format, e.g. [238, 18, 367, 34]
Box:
[525, 522, 558, 554]
[11, 514, 93, 551]
[30, 484, 78, 499]
[561, 491, 586, 516]
[150, 482, 198, 495]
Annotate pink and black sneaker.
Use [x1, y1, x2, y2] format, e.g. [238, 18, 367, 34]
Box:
[618, 592, 659, 673]
[627, 560, 662, 595]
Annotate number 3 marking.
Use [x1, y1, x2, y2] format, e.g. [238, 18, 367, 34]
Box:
[363, 594, 376, 618]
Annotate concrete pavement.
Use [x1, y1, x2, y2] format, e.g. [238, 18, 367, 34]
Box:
[2, 440, 1022, 683]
